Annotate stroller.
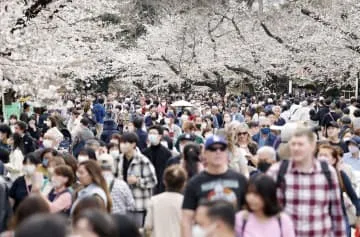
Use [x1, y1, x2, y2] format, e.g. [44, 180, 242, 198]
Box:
[59, 129, 72, 152]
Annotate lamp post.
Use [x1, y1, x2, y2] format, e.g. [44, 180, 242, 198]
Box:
[289, 79, 293, 95]
[356, 72, 359, 98]
[0, 69, 5, 122]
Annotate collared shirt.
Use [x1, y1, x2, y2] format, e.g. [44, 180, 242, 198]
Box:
[267, 160, 346, 237]
[343, 154, 360, 172]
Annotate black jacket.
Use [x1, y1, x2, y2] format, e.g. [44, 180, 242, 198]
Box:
[22, 133, 36, 155]
[143, 144, 172, 194]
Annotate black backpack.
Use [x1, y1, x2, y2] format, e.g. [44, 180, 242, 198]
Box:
[276, 159, 333, 207]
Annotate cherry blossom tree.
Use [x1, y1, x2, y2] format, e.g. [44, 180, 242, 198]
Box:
[1, 0, 359, 99]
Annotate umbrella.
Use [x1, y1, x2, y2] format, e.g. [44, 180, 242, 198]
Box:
[171, 100, 194, 107]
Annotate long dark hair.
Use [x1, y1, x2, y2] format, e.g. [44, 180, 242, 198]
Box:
[12, 133, 24, 154]
[246, 174, 282, 217]
[182, 143, 201, 178]
[78, 160, 112, 212]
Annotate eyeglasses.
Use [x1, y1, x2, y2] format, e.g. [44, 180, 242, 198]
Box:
[238, 132, 248, 136]
[261, 125, 270, 128]
[207, 146, 227, 152]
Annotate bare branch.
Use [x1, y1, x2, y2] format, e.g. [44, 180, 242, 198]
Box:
[161, 55, 180, 75]
[301, 8, 359, 40]
[224, 64, 261, 80]
[345, 45, 360, 54]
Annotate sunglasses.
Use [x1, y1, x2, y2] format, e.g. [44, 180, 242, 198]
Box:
[261, 125, 270, 128]
[238, 132, 248, 136]
[207, 146, 227, 152]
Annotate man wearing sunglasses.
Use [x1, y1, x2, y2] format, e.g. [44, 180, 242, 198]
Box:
[181, 135, 247, 237]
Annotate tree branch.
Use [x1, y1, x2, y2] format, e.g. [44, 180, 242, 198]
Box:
[345, 45, 360, 54]
[160, 55, 180, 75]
[224, 64, 261, 80]
[301, 8, 359, 40]
[260, 22, 283, 43]
[260, 22, 300, 53]
[207, 21, 218, 61]
[214, 12, 245, 42]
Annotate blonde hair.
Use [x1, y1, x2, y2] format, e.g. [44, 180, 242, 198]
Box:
[225, 121, 242, 153]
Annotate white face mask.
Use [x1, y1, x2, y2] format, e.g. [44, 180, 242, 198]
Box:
[317, 156, 328, 162]
[109, 150, 120, 158]
[78, 156, 89, 163]
[349, 145, 359, 154]
[192, 225, 206, 237]
[165, 118, 170, 124]
[148, 134, 160, 146]
[23, 164, 36, 176]
[43, 139, 53, 148]
[51, 177, 63, 189]
[192, 224, 216, 237]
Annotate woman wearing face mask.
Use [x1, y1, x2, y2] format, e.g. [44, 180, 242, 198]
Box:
[98, 154, 135, 214]
[77, 148, 97, 163]
[6, 133, 25, 180]
[343, 138, 360, 172]
[317, 144, 360, 236]
[32, 165, 74, 214]
[108, 143, 120, 159]
[71, 160, 112, 214]
[9, 153, 42, 211]
[43, 116, 64, 149]
[235, 174, 295, 237]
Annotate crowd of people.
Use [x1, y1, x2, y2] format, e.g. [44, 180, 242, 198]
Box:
[0, 92, 360, 237]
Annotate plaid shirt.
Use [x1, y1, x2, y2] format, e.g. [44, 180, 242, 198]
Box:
[267, 160, 346, 237]
[117, 151, 157, 211]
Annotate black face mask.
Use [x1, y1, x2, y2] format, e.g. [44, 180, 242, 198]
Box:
[257, 161, 272, 173]
[196, 124, 201, 130]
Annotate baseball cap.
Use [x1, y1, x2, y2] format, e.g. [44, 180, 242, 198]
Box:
[346, 136, 360, 147]
[205, 135, 227, 150]
[178, 133, 196, 142]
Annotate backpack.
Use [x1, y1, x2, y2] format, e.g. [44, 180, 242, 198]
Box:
[276, 159, 333, 207]
[241, 210, 283, 237]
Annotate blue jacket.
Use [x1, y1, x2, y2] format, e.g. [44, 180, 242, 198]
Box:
[100, 119, 119, 144]
[136, 129, 148, 152]
[92, 103, 106, 124]
[252, 132, 278, 148]
[231, 113, 245, 123]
